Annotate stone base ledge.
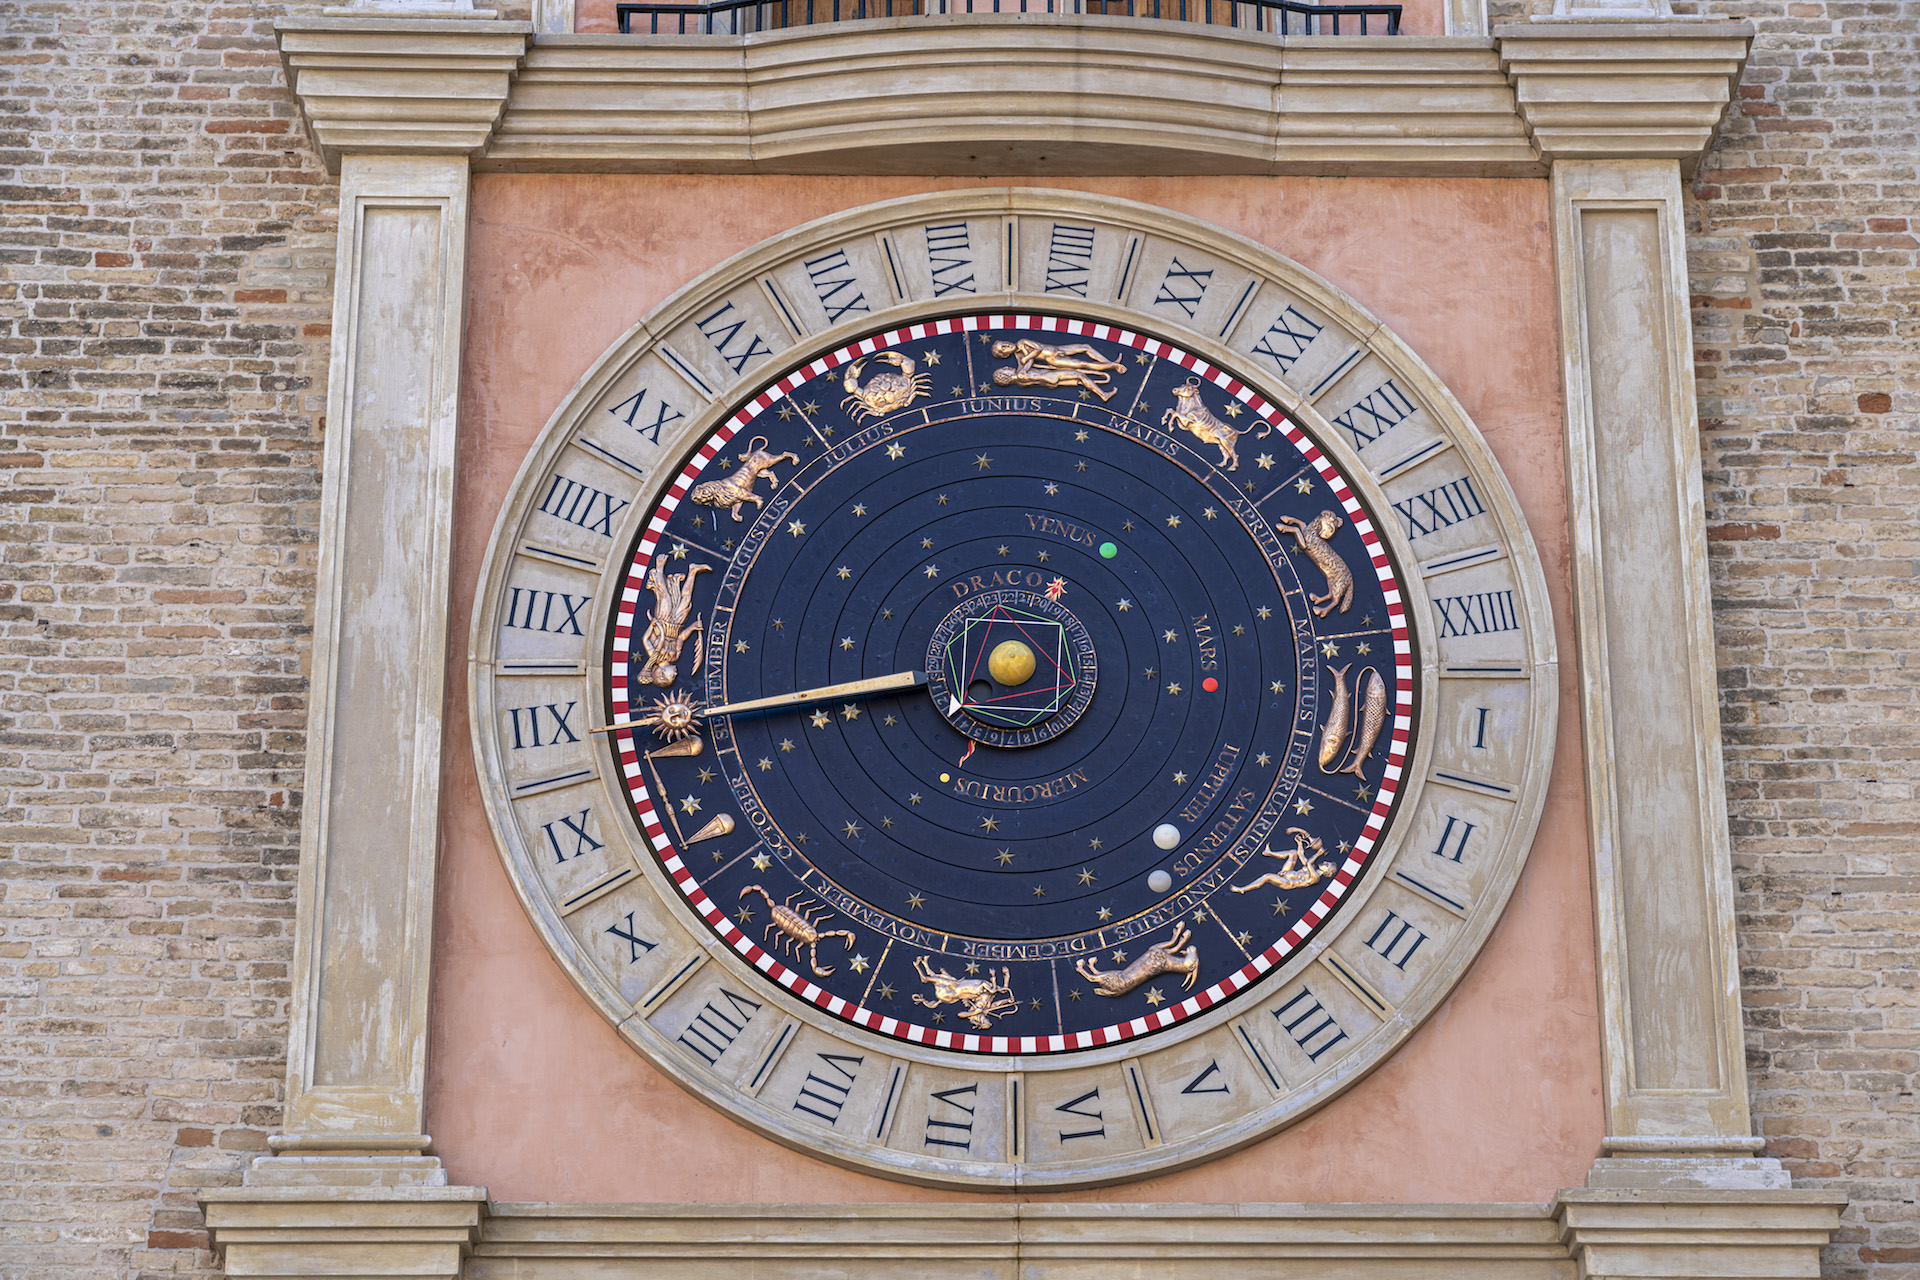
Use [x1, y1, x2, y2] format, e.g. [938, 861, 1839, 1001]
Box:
[1555, 1188, 1848, 1280]
[202, 1185, 488, 1280]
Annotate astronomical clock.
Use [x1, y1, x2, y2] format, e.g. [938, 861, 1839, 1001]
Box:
[470, 190, 1557, 1188]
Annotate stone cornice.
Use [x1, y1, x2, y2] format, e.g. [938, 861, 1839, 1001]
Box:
[274, 15, 1753, 177]
[278, 17, 534, 170]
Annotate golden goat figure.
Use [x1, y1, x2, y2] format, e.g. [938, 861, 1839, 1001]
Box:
[1075, 923, 1201, 997]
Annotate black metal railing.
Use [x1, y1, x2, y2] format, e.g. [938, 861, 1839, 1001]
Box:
[616, 0, 1400, 36]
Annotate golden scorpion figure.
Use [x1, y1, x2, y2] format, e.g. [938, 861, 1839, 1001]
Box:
[739, 885, 856, 977]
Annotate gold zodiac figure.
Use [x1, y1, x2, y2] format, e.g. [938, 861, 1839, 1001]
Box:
[1278, 510, 1354, 616]
[637, 561, 709, 688]
[1317, 663, 1386, 776]
[841, 351, 932, 421]
[990, 339, 1126, 401]
[1229, 827, 1338, 894]
[1162, 378, 1271, 471]
[1075, 924, 1200, 997]
[739, 886, 856, 978]
[691, 436, 799, 522]
[911, 955, 1017, 1030]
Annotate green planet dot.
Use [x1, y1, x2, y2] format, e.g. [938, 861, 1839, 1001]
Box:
[1099, 541, 1118, 559]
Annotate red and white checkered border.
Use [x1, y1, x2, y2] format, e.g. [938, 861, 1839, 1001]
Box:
[605, 314, 1416, 1056]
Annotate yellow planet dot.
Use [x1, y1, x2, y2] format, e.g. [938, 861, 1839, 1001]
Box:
[988, 639, 1037, 686]
[940, 773, 950, 782]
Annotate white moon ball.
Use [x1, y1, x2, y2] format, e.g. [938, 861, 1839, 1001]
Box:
[1152, 823, 1180, 850]
[1147, 869, 1174, 893]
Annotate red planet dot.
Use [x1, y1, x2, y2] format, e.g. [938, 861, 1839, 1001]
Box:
[1202, 677, 1219, 693]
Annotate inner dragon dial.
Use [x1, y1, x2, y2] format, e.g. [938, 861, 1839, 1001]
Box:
[607, 315, 1414, 1054]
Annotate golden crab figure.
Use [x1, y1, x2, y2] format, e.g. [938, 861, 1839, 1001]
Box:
[633, 692, 702, 744]
[841, 350, 932, 422]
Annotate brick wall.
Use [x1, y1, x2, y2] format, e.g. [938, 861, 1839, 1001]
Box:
[1686, 2, 1920, 1276]
[0, 4, 1911, 1280]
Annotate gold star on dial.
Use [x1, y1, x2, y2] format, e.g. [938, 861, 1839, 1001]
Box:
[1123, 520, 1135, 531]
[1088, 838, 1103, 850]
[1203, 507, 1218, 520]
[697, 767, 715, 783]
[1143, 667, 1156, 679]
[735, 640, 751, 653]
[1295, 798, 1314, 815]
[841, 703, 861, 721]
[1224, 403, 1242, 418]
[810, 711, 831, 729]
[920, 538, 933, 549]
[908, 793, 922, 806]
[1096, 907, 1112, 921]
[735, 907, 755, 925]
[1077, 868, 1096, 885]
[1272, 898, 1291, 916]
[974, 454, 992, 470]
[841, 637, 856, 650]
[1295, 478, 1313, 494]
[1357, 642, 1372, 655]
[883, 715, 898, 727]
[1338, 840, 1352, 853]
[1193, 909, 1208, 922]
[757, 757, 772, 771]
[995, 849, 1014, 865]
[881, 816, 894, 829]
[979, 815, 1000, 832]
[670, 541, 688, 560]
[1032, 885, 1047, 898]
[679, 795, 701, 815]
[1117, 599, 1132, 611]
[843, 821, 862, 838]
[1257, 606, 1273, 619]
[1256, 453, 1275, 470]
[936, 494, 949, 506]
[787, 520, 806, 537]
[922, 350, 940, 365]
[803, 402, 819, 415]
[851, 504, 866, 516]
[1112, 950, 1129, 963]
[1036, 551, 1049, 563]
[751, 852, 772, 871]
[997, 545, 1010, 556]
[1069, 988, 1083, 1000]
[1233, 624, 1246, 636]
[878, 982, 896, 999]
[1237, 931, 1252, 947]
[779, 738, 795, 752]
[1145, 987, 1166, 1007]
[777, 404, 794, 420]
[885, 443, 905, 460]
[849, 954, 870, 973]
[1043, 482, 1059, 496]
[1074, 429, 1089, 442]
[1270, 680, 1285, 694]
[905, 892, 925, 910]
[1321, 640, 1339, 657]
[1163, 629, 1179, 642]
[923, 564, 939, 578]
[1135, 352, 1151, 364]
[1256, 752, 1272, 766]
[1172, 772, 1188, 785]
[772, 618, 785, 631]
[1075, 461, 1087, 472]
[965, 961, 980, 975]
[1355, 784, 1373, 801]
[836, 566, 851, 579]
[1165, 514, 1181, 528]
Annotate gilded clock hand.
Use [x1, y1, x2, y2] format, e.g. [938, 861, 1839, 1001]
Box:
[701, 669, 927, 719]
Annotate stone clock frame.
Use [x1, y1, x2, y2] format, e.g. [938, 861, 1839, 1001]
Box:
[466, 190, 1558, 1189]
[202, 10, 1849, 1279]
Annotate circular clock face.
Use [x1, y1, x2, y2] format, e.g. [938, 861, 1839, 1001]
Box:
[471, 190, 1556, 1189]
[608, 316, 1413, 1055]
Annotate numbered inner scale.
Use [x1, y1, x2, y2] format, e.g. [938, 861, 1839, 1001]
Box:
[607, 315, 1416, 1054]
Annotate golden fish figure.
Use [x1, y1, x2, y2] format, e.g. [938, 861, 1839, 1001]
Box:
[1277, 510, 1354, 616]
[1229, 828, 1338, 894]
[911, 955, 1017, 1030]
[1075, 924, 1200, 997]
[690, 436, 798, 522]
[841, 351, 931, 421]
[637, 561, 709, 688]
[1318, 662, 1353, 771]
[990, 338, 1125, 401]
[1338, 668, 1387, 777]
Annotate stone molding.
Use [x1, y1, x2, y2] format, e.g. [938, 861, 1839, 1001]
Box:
[201, 1185, 488, 1280]
[1555, 1190, 1849, 1279]
[274, 16, 1750, 175]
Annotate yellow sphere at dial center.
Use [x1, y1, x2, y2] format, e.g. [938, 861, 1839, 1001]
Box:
[988, 640, 1037, 687]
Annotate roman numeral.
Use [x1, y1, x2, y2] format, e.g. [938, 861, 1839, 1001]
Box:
[1054, 1088, 1105, 1143]
[1364, 911, 1429, 970]
[1273, 987, 1348, 1061]
[1428, 814, 1476, 863]
[1392, 475, 1487, 540]
[540, 809, 603, 864]
[1043, 223, 1096, 296]
[504, 701, 580, 749]
[1153, 257, 1212, 317]
[802, 249, 869, 324]
[1330, 378, 1418, 449]
[694, 301, 773, 375]
[503, 587, 588, 635]
[792, 1052, 864, 1125]
[606, 911, 657, 963]
[924, 222, 976, 296]
[1181, 1060, 1231, 1095]
[923, 1083, 977, 1151]
[1433, 589, 1519, 637]
[537, 473, 630, 538]
[676, 988, 762, 1065]
[607, 386, 684, 444]
[1249, 306, 1325, 373]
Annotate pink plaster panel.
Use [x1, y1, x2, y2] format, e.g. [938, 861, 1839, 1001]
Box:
[433, 175, 1600, 1205]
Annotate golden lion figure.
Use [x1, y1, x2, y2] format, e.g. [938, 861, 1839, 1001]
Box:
[990, 339, 1126, 401]
[690, 436, 798, 522]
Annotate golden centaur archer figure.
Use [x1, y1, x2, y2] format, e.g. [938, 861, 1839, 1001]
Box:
[911, 956, 1018, 1030]
[690, 436, 798, 522]
[1075, 924, 1200, 997]
[990, 339, 1126, 401]
[1229, 827, 1338, 894]
[637, 561, 709, 687]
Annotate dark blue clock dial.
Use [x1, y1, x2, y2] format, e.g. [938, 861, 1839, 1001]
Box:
[608, 315, 1415, 1055]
